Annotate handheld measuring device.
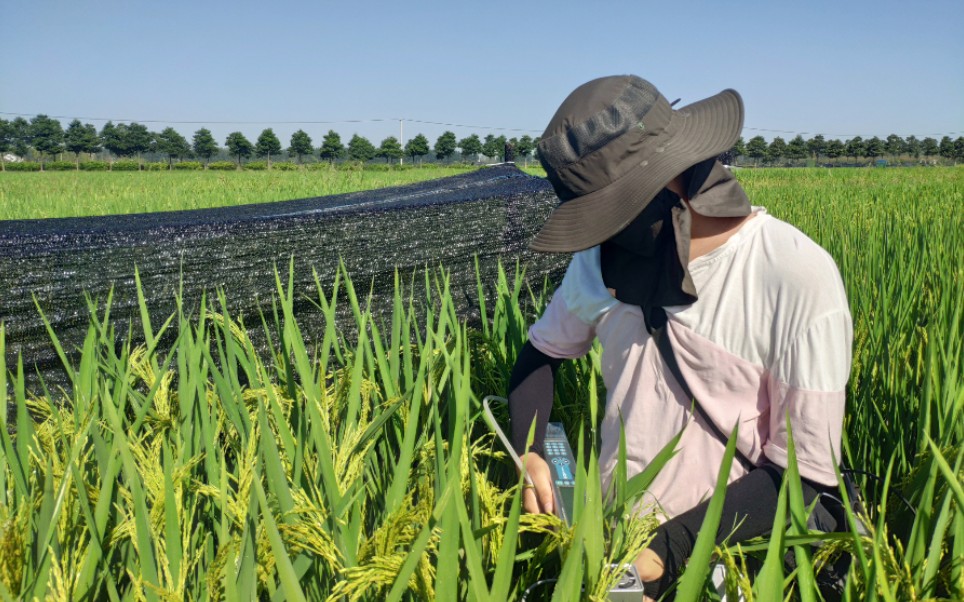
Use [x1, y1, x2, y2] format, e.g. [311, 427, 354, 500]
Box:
[482, 395, 644, 601]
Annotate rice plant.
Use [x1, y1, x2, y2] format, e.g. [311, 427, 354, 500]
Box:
[1, 167, 962, 600]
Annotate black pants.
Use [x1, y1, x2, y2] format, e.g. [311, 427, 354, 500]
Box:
[644, 463, 836, 599]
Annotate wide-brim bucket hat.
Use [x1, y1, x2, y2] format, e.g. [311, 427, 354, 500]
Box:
[531, 75, 744, 252]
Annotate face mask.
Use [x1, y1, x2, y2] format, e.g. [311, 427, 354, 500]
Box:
[605, 189, 680, 257]
[599, 159, 751, 331]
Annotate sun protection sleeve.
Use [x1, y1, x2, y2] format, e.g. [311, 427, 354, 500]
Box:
[508, 341, 563, 456]
[643, 463, 832, 597]
[514, 250, 612, 456]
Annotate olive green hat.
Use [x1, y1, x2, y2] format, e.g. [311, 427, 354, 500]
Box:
[531, 75, 744, 252]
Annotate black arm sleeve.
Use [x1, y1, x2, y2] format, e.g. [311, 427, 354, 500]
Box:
[507, 341, 563, 456]
[643, 463, 833, 597]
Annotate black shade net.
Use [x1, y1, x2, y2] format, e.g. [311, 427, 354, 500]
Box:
[1, 164, 567, 397]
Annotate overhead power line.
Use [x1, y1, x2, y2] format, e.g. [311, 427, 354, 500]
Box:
[0, 111, 397, 126]
[0, 111, 959, 139]
[0, 112, 543, 134]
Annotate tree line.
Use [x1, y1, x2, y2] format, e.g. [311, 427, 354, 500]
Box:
[2, 114, 962, 169]
[0, 115, 539, 168]
[731, 133, 964, 166]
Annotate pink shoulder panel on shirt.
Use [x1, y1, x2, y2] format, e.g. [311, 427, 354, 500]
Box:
[667, 320, 769, 464]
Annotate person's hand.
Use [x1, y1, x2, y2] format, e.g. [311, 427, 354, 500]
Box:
[634, 548, 664, 602]
[519, 452, 555, 515]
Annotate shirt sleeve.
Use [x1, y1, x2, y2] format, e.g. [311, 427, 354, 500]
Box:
[527, 248, 616, 359]
[763, 309, 853, 486]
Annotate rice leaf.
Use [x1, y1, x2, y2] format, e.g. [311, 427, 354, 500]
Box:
[254, 473, 307, 602]
[675, 421, 740, 601]
[386, 479, 457, 602]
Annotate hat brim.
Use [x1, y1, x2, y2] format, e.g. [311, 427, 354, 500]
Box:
[530, 88, 744, 253]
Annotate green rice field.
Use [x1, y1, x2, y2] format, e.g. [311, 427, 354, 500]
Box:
[0, 167, 962, 600]
[0, 166, 477, 220]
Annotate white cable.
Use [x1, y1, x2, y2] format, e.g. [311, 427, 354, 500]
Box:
[482, 395, 534, 487]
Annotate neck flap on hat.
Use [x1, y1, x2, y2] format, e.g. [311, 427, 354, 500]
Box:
[600, 159, 750, 332]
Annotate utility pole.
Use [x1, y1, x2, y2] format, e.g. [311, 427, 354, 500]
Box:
[399, 119, 404, 165]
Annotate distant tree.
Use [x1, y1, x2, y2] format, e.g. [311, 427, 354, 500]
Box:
[10, 117, 30, 157]
[516, 135, 535, 166]
[100, 122, 124, 159]
[64, 119, 101, 165]
[225, 132, 253, 166]
[884, 134, 905, 162]
[481, 134, 496, 160]
[192, 128, 219, 165]
[730, 137, 746, 163]
[921, 137, 939, 161]
[904, 135, 921, 160]
[482, 134, 507, 161]
[433, 131, 457, 162]
[255, 128, 282, 164]
[0, 119, 12, 170]
[505, 137, 519, 162]
[845, 137, 865, 163]
[806, 134, 826, 162]
[288, 129, 314, 163]
[404, 133, 430, 164]
[458, 134, 482, 163]
[496, 135, 508, 160]
[347, 134, 376, 162]
[125, 123, 154, 160]
[30, 114, 65, 163]
[767, 137, 787, 165]
[64, 119, 86, 160]
[155, 127, 191, 166]
[954, 137, 964, 163]
[746, 136, 768, 166]
[939, 136, 955, 163]
[786, 135, 808, 163]
[825, 139, 845, 163]
[153, 127, 190, 166]
[377, 136, 404, 163]
[319, 130, 346, 163]
[864, 136, 884, 162]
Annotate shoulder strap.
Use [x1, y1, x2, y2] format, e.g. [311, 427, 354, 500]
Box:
[650, 319, 755, 471]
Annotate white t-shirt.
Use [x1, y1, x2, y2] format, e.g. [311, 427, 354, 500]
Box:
[527, 207, 852, 521]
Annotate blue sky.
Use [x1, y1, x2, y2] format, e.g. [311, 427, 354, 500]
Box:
[2, 0, 962, 148]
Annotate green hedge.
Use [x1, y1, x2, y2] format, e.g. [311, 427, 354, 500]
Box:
[272, 162, 299, 171]
[79, 161, 110, 171]
[144, 162, 169, 171]
[207, 161, 238, 171]
[173, 161, 203, 171]
[4, 161, 42, 171]
[111, 160, 141, 171]
[243, 161, 268, 171]
[44, 161, 78, 171]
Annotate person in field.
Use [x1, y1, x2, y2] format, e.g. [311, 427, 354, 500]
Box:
[508, 75, 852, 599]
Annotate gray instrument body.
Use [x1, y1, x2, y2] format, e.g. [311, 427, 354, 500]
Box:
[481, 396, 644, 600]
[543, 422, 578, 524]
[542, 423, 643, 601]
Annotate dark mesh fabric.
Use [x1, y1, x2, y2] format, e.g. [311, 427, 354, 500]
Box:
[0, 164, 566, 395]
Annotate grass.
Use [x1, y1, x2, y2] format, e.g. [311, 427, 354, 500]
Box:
[1, 166, 962, 600]
[0, 165, 478, 220]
